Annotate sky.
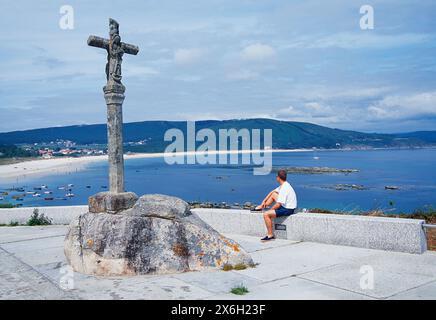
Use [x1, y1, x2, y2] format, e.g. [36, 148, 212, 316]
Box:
[1, 0, 435, 133]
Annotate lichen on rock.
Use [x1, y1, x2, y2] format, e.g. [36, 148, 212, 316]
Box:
[64, 194, 253, 276]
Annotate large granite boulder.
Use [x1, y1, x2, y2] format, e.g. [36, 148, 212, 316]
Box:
[64, 194, 253, 276]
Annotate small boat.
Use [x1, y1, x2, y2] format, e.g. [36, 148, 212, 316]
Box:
[101, 186, 107, 189]
[44, 191, 52, 194]
[33, 193, 41, 197]
[33, 187, 42, 191]
[0, 197, 4, 201]
[86, 185, 91, 188]
[16, 198, 24, 201]
[66, 193, 75, 197]
[55, 197, 67, 201]
[44, 197, 54, 201]
[58, 186, 65, 190]
[11, 195, 21, 199]
[385, 186, 400, 190]
[68, 184, 74, 187]
[26, 191, 35, 194]
[41, 185, 48, 189]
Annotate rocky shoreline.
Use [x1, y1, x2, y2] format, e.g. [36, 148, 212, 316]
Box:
[274, 167, 359, 174]
[188, 201, 257, 210]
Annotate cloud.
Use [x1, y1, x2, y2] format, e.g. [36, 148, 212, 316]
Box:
[174, 48, 205, 65]
[367, 91, 436, 120]
[285, 32, 433, 50]
[241, 43, 276, 61]
[275, 102, 335, 119]
[226, 69, 258, 80]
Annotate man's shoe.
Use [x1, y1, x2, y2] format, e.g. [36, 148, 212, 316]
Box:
[261, 236, 275, 242]
[250, 208, 263, 212]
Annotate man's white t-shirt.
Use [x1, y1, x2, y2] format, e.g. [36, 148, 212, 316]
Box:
[275, 181, 297, 209]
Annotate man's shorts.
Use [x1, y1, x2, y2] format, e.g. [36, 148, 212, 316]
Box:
[275, 205, 295, 217]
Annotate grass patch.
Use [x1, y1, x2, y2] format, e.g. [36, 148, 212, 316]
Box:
[230, 285, 249, 295]
[0, 221, 20, 227]
[223, 263, 253, 271]
[222, 264, 233, 271]
[26, 209, 52, 226]
[0, 203, 16, 209]
[233, 263, 248, 270]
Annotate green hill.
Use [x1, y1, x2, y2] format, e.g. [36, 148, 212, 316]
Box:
[0, 119, 433, 152]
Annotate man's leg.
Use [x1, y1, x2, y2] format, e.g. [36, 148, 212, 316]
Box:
[263, 209, 277, 237]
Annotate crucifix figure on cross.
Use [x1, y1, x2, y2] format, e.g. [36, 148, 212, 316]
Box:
[86, 18, 139, 213]
[88, 18, 139, 86]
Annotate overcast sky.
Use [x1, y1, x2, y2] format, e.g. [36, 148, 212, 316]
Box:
[1, 0, 435, 133]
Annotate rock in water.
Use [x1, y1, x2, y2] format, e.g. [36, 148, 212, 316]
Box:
[64, 194, 253, 276]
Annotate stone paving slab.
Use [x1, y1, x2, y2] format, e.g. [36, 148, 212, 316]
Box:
[299, 250, 436, 299]
[1, 226, 436, 300]
[173, 269, 262, 294]
[0, 226, 67, 244]
[388, 280, 436, 300]
[223, 233, 300, 253]
[232, 241, 377, 282]
[69, 275, 214, 300]
[0, 248, 73, 300]
[208, 276, 374, 300]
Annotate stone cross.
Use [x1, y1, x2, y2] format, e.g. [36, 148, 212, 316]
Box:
[87, 18, 139, 194]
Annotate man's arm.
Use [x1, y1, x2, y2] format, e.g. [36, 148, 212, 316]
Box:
[260, 189, 278, 207]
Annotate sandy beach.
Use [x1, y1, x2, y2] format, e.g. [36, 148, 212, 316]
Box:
[0, 149, 311, 182]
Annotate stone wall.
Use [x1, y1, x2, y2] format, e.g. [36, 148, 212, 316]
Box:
[0, 205, 87, 225]
[192, 209, 428, 254]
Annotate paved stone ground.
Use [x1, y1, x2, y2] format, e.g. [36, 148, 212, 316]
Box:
[1, 226, 436, 300]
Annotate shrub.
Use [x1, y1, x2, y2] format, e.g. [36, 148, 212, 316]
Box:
[26, 209, 52, 226]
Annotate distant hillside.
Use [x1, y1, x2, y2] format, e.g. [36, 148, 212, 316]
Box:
[0, 119, 434, 152]
[394, 131, 436, 144]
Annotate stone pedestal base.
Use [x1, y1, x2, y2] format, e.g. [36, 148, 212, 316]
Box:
[88, 191, 138, 214]
[65, 194, 254, 276]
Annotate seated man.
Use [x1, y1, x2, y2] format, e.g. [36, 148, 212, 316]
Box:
[254, 169, 297, 241]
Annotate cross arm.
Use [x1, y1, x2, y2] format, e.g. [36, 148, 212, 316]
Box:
[121, 43, 139, 55]
[87, 35, 109, 49]
[87, 35, 139, 55]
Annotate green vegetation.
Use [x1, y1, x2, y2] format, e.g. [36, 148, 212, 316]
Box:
[222, 264, 234, 271]
[222, 263, 250, 271]
[26, 209, 52, 226]
[0, 144, 37, 158]
[230, 285, 249, 295]
[0, 119, 434, 150]
[0, 221, 20, 227]
[0, 203, 16, 209]
[233, 263, 248, 270]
